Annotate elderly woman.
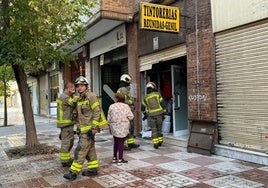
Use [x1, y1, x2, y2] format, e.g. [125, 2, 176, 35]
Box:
[107, 93, 134, 164]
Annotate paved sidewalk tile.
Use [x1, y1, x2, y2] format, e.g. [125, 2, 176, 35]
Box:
[0, 122, 268, 187]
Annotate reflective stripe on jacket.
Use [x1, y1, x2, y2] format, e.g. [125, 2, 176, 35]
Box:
[76, 89, 101, 133]
[57, 92, 77, 128]
[98, 110, 108, 127]
[142, 92, 165, 116]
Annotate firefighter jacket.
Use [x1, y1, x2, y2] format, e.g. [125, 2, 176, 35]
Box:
[142, 91, 166, 116]
[117, 86, 134, 106]
[57, 91, 77, 128]
[76, 89, 102, 133]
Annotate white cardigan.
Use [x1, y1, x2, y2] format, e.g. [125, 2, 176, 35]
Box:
[107, 102, 134, 138]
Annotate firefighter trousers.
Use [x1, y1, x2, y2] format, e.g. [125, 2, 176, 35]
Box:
[125, 119, 136, 146]
[70, 133, 99, 174]
[59, 125, 74, 162]
[149, 115, 163, 145]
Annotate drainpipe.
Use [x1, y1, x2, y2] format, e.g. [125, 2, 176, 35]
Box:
[195, 0, 201, 119]
[144, 71, 147, 95]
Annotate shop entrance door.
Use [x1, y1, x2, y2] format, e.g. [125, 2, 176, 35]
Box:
[171, 65, 188, 137]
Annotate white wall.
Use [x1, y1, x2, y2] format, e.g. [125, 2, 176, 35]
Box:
[39, 75, 48, 116]
[211, 0, 268, 32]
[27, 77, 38, 114]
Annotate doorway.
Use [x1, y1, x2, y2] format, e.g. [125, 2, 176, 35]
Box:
[143, 57, 188, 138]
[171, 65, 188, 136]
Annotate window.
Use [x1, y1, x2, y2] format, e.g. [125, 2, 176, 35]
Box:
[50, 74, 59, 102]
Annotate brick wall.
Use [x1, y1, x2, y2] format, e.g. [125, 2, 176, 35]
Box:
[127, 23, 141, 134]
[101, 0, 134, 21]
[186, 0, 217, 121]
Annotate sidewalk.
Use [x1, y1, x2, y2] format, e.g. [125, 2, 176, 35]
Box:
[0, 115, 268, 187]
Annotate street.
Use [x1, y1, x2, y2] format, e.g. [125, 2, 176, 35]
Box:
[0, 107, 268, 187]
[0, 107, 58, 136]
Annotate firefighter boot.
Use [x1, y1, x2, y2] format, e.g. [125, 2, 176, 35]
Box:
[128, 143, 140, 148]
[82, 168, 98, 176]
[158, 134, 163, 146]
[154, 144, 159, 149]
[124, 145, 132, 151]
[63, 171, 77, 181]
[62, 159, 73, 167]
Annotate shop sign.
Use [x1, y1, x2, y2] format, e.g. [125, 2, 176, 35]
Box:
[90, 24, 126, 58]
[140, 2, 180, 33]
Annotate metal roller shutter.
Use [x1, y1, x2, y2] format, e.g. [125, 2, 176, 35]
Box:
[140, 44, 186, 72]
[216, 19, 268, 153]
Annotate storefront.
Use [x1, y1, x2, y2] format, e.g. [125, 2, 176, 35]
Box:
[211, 0, 268, 155]
[89, 24, 128, 115]
[137, 0, 189, 139]
[139, 45, 188, 138]
[215, 19, 268, 153]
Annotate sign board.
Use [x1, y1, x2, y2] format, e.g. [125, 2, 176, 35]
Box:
[140, 2, 180, 33]
[90, 24, 126, 58]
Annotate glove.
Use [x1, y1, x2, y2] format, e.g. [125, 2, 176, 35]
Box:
[72, 114, 77, 121]
[73, 101, 77, 108]
[72, 110, 78, 121]
[87, 130, 95, 142]
[76, 127, 81, 136]
[142, 113, 148, 121]
[130, 105, 135, 111]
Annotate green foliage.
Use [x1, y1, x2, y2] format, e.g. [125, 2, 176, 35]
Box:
[0, 64, 14, 80]
[0, 65, 14, 96]
[0, 0, 97, 71]
[0, 82, 5, 96]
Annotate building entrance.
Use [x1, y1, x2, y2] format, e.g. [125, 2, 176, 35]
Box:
[142, 56, 188, 138]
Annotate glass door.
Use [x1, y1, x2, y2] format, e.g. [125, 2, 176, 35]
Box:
[171, 65, 188, 137]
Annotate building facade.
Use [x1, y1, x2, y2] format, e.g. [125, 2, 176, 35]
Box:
[211, 0, 268, 164]
[32, 0, 268, 165]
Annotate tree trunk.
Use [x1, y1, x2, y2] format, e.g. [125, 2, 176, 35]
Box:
[12, 64, 40, 147]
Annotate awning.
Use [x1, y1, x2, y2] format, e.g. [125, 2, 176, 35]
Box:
[139, 44, 186, 72]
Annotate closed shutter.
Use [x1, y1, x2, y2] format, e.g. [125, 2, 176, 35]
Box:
[216, 19, 268, 152]
[140, 44, 186, 72]
[121, 59, 128, 74]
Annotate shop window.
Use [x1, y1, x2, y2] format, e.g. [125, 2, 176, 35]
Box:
[50, 74, 59, 102]
[102, 66, 120, 83]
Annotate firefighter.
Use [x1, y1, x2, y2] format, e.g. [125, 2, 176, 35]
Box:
[57, 82, 78, 167]
[141, 82, 166, 149]
[63, 76, 102, 181]
[117, 74, 140, 150]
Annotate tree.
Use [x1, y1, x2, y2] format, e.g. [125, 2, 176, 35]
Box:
[0, 0, 96, 148]
[0, 65, 14, 126]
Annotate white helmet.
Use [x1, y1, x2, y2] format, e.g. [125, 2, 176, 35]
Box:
[146, 82, 156, 89]
[75, 76, 89, 86]
[120, 74, 131, 83]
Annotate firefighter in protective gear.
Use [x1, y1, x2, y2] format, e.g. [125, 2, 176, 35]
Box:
[117, 74, 140, 150]
[57, 82, 78, 167]
[63, 76, 102, 181]
[141, 82, 166, 149]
